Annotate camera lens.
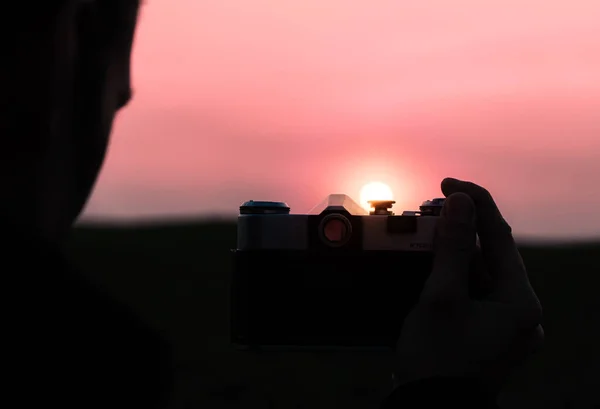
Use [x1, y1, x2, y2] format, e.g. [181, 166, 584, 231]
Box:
[319, 214, 352, 247]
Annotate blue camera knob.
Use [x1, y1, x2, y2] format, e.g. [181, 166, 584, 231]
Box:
[239, 200, 290, 215]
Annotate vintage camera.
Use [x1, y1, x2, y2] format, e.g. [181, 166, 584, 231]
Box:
[231, 194, 445, 350]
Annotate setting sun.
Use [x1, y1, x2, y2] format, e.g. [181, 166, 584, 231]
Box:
[359, 182, 394, 211]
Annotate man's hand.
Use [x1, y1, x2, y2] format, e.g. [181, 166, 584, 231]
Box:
[393, 178, 544, 395]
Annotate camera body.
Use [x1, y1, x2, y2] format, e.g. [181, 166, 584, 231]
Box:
[231, 194, 444, 350]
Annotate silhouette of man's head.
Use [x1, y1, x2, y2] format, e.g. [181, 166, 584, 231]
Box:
[2, 0, 141, 242]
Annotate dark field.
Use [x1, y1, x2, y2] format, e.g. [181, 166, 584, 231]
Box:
[66, 221, 599, 409]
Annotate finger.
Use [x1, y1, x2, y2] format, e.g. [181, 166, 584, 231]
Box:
[468, 247, 493, 300]
[441, 178, 538, 307]
[420, 192, 477, 304]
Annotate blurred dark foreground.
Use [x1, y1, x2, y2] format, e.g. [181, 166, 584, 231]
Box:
[66, 220, 599, 409]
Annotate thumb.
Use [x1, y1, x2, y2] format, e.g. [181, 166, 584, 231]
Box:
[420, 192, 477, 304]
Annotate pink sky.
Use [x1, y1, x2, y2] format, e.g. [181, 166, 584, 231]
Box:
[81, 0, 600, 240]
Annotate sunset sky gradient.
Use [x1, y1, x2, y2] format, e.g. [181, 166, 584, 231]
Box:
[81, 0, 600, 240]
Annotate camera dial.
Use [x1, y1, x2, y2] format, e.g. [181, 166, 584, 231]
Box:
[239, 200, 290, 215]
[368, 200, 396, 215]
[419, 198, 445, 216]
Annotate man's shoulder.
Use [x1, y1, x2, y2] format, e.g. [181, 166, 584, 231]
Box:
[4, 228, 173, 407]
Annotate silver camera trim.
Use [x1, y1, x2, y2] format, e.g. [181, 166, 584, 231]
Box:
[236, 194, 443, 252]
